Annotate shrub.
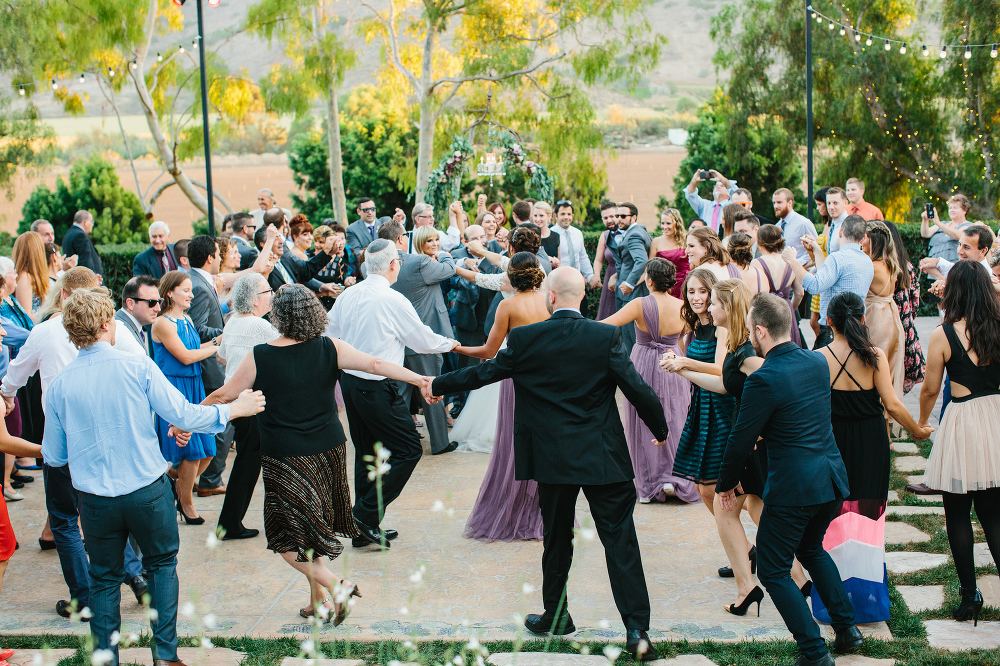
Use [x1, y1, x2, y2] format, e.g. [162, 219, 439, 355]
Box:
[20, 155, 148, 245]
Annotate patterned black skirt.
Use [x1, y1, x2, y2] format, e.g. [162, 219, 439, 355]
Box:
[261, 446, 361, 562]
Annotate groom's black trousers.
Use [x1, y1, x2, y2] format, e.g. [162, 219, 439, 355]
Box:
[537, 480, 650, 630]
[341, 373, 423, 528]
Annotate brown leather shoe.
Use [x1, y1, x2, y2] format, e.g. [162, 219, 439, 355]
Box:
[905, 483, 940, 496]
[196, 485, 226, 497]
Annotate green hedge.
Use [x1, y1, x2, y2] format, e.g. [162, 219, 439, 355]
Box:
[96, 243, 148, 305]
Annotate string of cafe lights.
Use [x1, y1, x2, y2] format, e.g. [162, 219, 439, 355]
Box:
[809, 6, 998, 189]
[809, 7, 999, 59]
[12, 38, 200, 97]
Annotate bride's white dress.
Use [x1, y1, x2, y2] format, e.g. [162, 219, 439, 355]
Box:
[450, 265, 512, 453]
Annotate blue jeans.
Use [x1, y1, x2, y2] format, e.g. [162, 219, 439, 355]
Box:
[78, 475, 180, 666]
[44, 464, 143, 609]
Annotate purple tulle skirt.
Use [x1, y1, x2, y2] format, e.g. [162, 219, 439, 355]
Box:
[624, 340, 699, 503]
[463, 378, 545, 541]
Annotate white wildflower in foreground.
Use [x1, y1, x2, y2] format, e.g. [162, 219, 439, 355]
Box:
[92, 649, 115, 666]
[603, 646, 622, 661]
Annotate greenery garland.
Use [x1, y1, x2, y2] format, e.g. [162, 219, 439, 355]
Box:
[423, 132, 554, 216]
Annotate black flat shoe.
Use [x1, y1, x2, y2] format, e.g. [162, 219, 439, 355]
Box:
[55, 600, 90, 621]
[524, 611, 575, 635]
[10, 473, 33, 483]
[625, 629, 656, 661]
[9, 479, 23, 490]
[832, 625, 863, 654]
[220, 527, 259, 540]
[433, 442, 459, 455]
[354, 518, 389, 548]
[724, 585, 764, 616]
[39, 538, 56, 551]
[128, 575, 148, 604]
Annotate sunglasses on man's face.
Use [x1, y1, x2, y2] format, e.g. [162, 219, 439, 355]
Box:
[360, 207, 376, 213]
[135, 298, 162, 308]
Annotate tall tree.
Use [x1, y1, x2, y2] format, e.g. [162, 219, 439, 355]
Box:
[18, 0, 262, 225]
[358, 0, 664, 203]
[246, 0, 358, 224]
[710, 0, 999, 221]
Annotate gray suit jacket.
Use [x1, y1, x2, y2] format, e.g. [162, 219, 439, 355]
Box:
[450, 246, 501, 333]
[187, 269, 225, 391]
[391, 250, 456, 354]
[115, 309, 152, 358]
[610, 224, 651, 304]
[346, 219, 380, 253]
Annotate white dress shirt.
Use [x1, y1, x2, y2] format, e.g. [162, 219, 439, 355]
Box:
[777, 209, 817, 264]
[551, 224, 594, 278]
[1, 313, 145, 405]
[828, 212, 849, 254]
[326, 274, 454, 380]
[191, 266, 218, 295]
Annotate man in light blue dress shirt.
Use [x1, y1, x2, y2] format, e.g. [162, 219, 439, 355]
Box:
[42, 289, 265, 666]
[684, 168, 739, 233]
[782, 215, 874, 350]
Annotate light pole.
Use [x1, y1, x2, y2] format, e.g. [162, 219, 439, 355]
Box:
[175, 0, 220, 237]
[805, 1, 814, 221]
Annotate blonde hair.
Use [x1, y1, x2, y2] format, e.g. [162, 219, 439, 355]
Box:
[61, 287, 114, 350]
[35, 266, 100, 322]
[713, 279, 753, 353]
[866, 220, 901, 288]
[412, 226, 440, 256]
[12, 231, 49, 304]
[659, 208, 687, 246]
[532, 201, 552, 215]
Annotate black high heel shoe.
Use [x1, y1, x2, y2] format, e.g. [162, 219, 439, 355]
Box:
[724, 586, 764, 617]
[953, 587, 984, 626]
[176, 498, 205, 526]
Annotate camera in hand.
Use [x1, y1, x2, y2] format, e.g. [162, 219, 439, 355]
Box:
[925, 203, 934, 219]
[700, 170, 712, 180]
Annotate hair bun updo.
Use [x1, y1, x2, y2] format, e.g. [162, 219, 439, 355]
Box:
[645, 257, 677, 293]
[507, 251, 545, 292]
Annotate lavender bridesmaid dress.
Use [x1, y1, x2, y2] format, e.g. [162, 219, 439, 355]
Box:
[597, 231, 618, 321]
[624, 296, 699, 503]
[463, 377, 545, 541]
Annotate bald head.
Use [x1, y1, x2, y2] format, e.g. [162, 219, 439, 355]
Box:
[545, 267, 586, 313]
[463, 224, 486, 244]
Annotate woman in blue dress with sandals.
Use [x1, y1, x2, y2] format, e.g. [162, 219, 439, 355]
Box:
[151, 270, 221, 525]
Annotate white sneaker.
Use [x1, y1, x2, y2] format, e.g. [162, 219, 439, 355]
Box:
[3, 488, 24, 501]
[638, 497, 651, 504]
[662, 482, 675, 497]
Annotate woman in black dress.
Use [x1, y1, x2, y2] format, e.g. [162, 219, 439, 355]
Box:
[205, 285, 429, 625]
[813, 292, 931, 624]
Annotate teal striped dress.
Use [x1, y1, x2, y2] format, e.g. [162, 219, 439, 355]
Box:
[673, 324, 736, 484]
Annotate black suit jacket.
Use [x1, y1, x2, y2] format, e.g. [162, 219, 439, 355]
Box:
[450, 246, 499, 333]
[716, 342, 850, 506]
[62, 225, 103, 276]
[235, 237, 259, 271]
[187, 269, 225, 392]
[433, 310, 668, 485]
[132, 244, 177, 279]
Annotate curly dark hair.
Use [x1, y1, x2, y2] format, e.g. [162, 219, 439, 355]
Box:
[270, 284, 329, 342]
[507, 252, 544, 292]
[510, 226, 540, 255]
[727, 232, 755, 269]
[645, 257, 677, 293]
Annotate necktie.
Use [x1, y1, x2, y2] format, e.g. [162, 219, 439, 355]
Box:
[140, 328, 146, 346]
[564, 229, 577, 269]
[711, 204, 721, 231]
[162, 253, 170, 273]
[368, 225, 374, 239]
[276, 261, 293, 284]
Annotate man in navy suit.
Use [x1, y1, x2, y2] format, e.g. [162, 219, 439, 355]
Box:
[132, 221, 178, 278]
[62, 210, 103, 277]
[716, 293, 860, 666]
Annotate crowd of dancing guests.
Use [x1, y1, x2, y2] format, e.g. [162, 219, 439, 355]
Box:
[1, 175, 1000, 666]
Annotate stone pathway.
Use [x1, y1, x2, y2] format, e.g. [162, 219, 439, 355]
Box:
[924, 620, 1000, 650]
[895, 586, 944, 612]
[884, 522, 931, 545]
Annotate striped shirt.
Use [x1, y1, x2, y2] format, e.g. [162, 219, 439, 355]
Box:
[801, 243, 873, 320]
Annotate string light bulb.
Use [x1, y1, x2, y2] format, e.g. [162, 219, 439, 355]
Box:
[816, 13, 823, 23]
[178, 44, 185, 53]
[866, 36, 873, 46]
[965, 45, 972, 59]
[839, 26, 846, 36]
[79, 73, 85, 83]
[130, 60, 137, 70]
[855, 33, 861, 42]
[992, 44, 998, 58]
[108, 66, 115, 77]
[829, 21, 835, 30]
[812, 11, 818, 20]
[922, 44, 929, 57]
[18, 84, 24, 96]
[940, 46, 947, 58]
[156, 52, 162, 62]
[899, 43, 907, 54]
[51, 78, 58, 89]
[884, 40, 892, 51]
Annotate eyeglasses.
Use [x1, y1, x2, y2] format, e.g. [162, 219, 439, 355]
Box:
[415, 214, 434, 219]
[258, 289, 273, 296]
[359, 207, 376, 213]
[135, 298, 162, 308]
[245, 225, 257, 231]
[556, 199, 572, 206]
